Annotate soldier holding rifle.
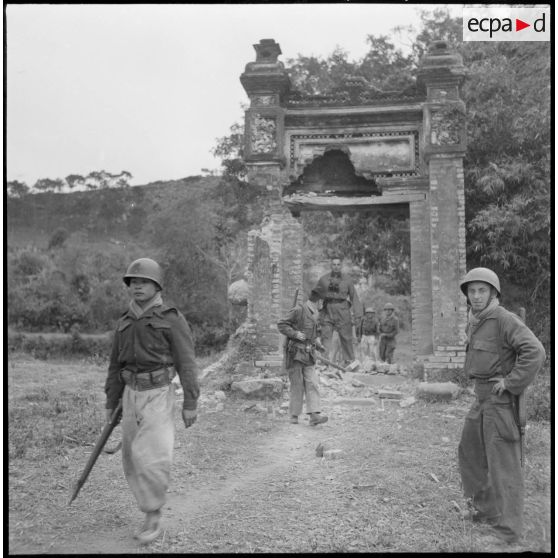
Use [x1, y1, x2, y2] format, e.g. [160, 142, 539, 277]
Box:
[277, 289, 328, 426]
[457, 267, 545, 546]
[104, 258, 199, 544]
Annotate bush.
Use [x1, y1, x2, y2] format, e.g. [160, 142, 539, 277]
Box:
[7, 330, 113, 360]
[48, 227, 70, 249]
[12, 250, 47, 277]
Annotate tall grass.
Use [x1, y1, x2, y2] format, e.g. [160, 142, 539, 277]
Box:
[9, 387, 104, 460]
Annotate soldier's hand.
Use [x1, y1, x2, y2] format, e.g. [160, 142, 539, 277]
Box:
[182, 408, 198, 428]
[294, 331, 306, 342]
[491, 378, 507, 396]
[315, 339, 325, 352]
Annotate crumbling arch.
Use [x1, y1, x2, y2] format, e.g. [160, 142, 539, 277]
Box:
[240, 39, 468, 380]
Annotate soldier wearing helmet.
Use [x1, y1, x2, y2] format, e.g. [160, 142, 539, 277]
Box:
[457, 267, 545, 546]
[378, 302, 399, 364]
[105, 258, 199, 544]
[277, 289, 328, 426]
[356, 307, 379, 361]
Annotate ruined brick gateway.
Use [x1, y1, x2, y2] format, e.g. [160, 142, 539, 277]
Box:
[240, 39, 468, 379]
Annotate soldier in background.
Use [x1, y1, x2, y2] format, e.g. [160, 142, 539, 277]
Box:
[313, 256, 362, 367]
[277, 289, 328, 426]
[378, 302, 399, 363]
[357, 307, 379, 361]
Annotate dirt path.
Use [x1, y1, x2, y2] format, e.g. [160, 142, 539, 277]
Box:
[56, 418, 323, 554]
[9, 362, 551, 554]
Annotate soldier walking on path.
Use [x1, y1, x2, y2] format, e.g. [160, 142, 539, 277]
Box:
[313, 256, 362, 367]
[277, 289, 328, 426]
[378, 302, 399, 363]
[104, 258, 199, 544]
[457, 267, 545, 547]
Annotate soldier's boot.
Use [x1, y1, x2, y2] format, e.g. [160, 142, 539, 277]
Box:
[135, 509, 162, 545]
[309, 412, 328, 426]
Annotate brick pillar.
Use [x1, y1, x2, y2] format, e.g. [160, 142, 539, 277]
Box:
[418, 41, 468, 379]
[409, 199, 433, 356]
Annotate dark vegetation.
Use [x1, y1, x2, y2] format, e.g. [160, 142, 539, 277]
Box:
[7, 10, 550, 357]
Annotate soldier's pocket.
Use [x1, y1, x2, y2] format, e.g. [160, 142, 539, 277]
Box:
[492, 403, 520, 442]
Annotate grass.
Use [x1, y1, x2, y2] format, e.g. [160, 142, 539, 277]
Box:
[8, 351, 551, 554]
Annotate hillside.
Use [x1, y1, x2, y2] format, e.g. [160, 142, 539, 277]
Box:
[7, 175, 221, 247]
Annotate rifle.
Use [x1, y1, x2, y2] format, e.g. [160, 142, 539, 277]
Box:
[313, 352, 348, 379]
[68, 400, 123, 505]
[492, 307, 528, 467]
[515, 308, 527, 467]
[282, 289, 300, 366]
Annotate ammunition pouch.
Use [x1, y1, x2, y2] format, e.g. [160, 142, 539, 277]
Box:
[120, 367, 175, 391]
[285, 339, 314, 368]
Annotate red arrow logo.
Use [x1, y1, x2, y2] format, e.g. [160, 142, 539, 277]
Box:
[516, 18, 530, 31]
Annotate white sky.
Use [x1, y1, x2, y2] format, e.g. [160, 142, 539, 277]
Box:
[6, 3, 463, 187]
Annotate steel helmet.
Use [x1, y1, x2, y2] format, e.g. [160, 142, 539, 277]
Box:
[123, 258, 163, 290]
[364, 307, 376, 313]
[383, 302, 395, 310]
[459, 267, 500, 297]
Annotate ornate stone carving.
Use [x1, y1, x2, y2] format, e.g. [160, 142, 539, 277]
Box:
[288, 131, 420, 180]
[252, 95, 276, 106]
[430, 106, 466, 146]
[250, 114, 277, 154]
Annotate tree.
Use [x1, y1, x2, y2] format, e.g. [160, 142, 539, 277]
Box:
[33, 178, 65, 193]
[65, 174, 86, 190]
[7, 180, 30, 198]
[84, 169, 132, 190]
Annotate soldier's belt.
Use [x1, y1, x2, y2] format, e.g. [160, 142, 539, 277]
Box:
[121, 367, 175, 391]
[472, 375, 503, 383]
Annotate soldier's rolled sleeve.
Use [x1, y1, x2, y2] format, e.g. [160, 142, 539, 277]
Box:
[168, 312, 200, 410]
[105, 330, 125, 410]
[502, 314, 546, 394]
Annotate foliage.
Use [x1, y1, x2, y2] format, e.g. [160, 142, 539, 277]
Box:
[526, 364, 551, 423]
[48, 227, 70, 250]
[7, 180, 30, 198]
[34, 177, 65, 192]
[301, 211, 411, 295]
[8, 386, 104, 459]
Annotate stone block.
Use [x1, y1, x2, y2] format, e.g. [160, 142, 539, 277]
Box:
[378, 390, 404, 400]
[231, 378, 284, 399]
[416, 382, 460, 401]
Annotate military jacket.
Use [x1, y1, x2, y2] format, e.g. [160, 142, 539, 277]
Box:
[277, 302, 320, 366]
[105, 304, 199, 410]
[314, 272, 363, 321]
[379, 314, 399, 339]
[360, 315, 379, 336]
[464, 305, 545, 394]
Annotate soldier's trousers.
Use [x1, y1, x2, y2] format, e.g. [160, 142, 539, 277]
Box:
[458, 391, 523, 542]
[288, 362, 321, 416]
[378, 337, 396, 363]
[360, 334, 378, 361]
[320, 321, 355, 362]
[121, 383, 176, 513]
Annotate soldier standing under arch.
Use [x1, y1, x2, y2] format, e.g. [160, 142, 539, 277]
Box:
[313, 256, 362, 368]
